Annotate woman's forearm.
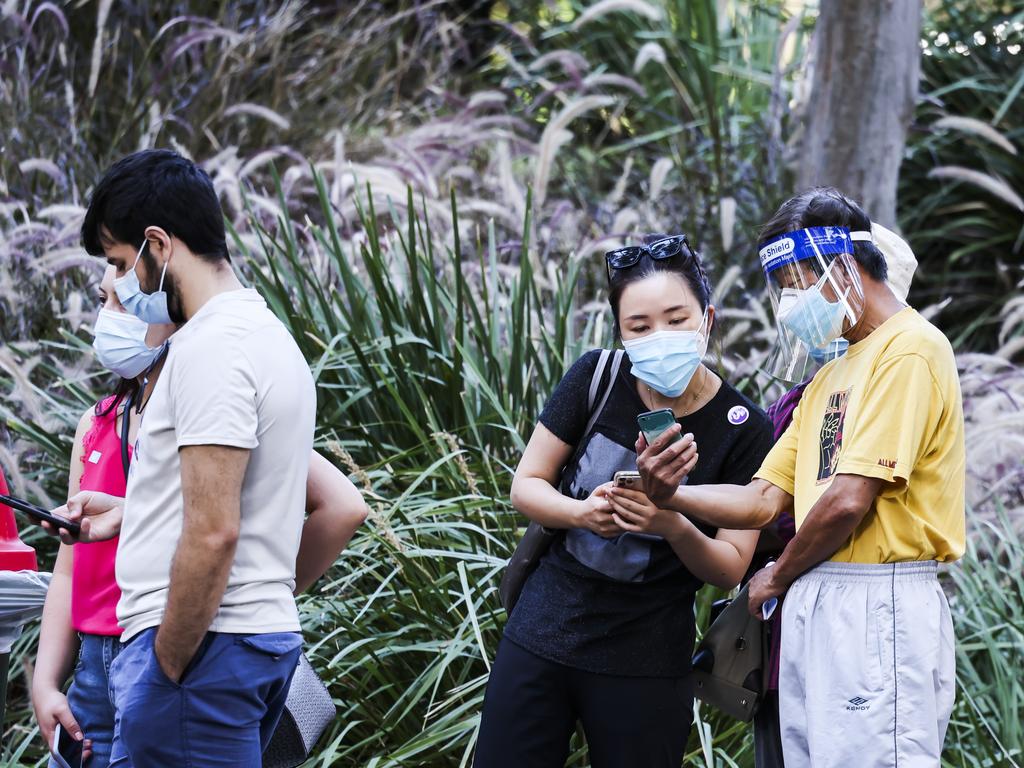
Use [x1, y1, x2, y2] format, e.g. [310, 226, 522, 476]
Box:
[510, 476, 584, 529]
[294, 452, 369, 594]
[36, 409, 89, 694]
[663, 516, 749, 588]
[294, 502, 366, 594]
[33, 546, 78, 692]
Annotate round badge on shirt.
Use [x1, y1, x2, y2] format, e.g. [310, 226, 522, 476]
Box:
[727, 405, 749, 425]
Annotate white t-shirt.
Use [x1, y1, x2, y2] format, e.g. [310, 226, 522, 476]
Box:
[116, 289, 315, 641]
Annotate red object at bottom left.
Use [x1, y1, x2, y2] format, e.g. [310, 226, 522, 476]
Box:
[0, 468, 38, 572]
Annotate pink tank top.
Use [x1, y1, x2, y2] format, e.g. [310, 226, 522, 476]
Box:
[71, 395, 131, 636]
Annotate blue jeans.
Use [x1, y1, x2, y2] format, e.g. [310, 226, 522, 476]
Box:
[49, 634, 124, 768]
[107, 627, 302, 768]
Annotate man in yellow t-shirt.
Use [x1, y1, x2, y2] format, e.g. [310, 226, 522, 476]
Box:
[757, 304, 965, 566]
[614, 188, 966, 768]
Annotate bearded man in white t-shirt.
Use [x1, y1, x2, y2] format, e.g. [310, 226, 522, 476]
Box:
[60, 149, 315, 767]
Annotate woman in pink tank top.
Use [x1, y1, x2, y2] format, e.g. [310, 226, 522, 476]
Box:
[68, 392, 132, 636]
[32, 267, 368, 766]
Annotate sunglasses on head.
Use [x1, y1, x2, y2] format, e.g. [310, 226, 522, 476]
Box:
[604, 235, 695, 281]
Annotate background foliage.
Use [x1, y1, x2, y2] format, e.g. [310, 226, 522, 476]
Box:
[1, 0, 1022, 765]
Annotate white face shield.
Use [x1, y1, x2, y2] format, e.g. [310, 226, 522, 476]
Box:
[760, 226, 870, 384]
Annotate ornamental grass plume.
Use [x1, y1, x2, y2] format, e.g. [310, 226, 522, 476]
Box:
[571, 0, 665, 30]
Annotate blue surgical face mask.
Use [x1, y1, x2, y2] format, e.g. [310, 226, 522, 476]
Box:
[623, 313, 709, 397]
[113, 241, 173, 325]
[809, 337, 849, 364]
[92, 308, 167, 379]
[776, 266, 849, 350]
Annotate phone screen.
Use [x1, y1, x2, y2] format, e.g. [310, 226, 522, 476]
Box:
[54, 724, 83, 768]
[637, 408, 683, 447]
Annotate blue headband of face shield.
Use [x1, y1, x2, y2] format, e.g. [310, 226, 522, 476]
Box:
[758, 226, 864, 276]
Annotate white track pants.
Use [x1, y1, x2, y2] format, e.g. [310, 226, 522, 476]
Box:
[779, 561, 955, 768]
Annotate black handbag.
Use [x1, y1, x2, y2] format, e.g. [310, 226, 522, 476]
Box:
[498, 522, 560, 613]
[498, 349, 625, 612]
[263, 653, 336, 768]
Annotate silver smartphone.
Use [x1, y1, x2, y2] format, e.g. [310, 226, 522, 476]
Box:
[613, 470, 642, 489]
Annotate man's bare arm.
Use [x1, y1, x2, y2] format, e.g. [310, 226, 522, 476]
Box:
[768, 473, 882, 587]
[155, 444, 249, 682]
[745, 473, 884, 615]
[641, 478, 793, 530]
[632, 426, 789, 529]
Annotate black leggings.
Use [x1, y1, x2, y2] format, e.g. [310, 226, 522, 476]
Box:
[753, 690, 785, 767]
[474, 638, 693, 768]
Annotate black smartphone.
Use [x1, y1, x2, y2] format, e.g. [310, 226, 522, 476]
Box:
[53, 723, 83, 768]
[0, 493, 81, 536]
[637, 408, 683, 447]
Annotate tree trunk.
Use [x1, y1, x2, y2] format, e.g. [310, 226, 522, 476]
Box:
[796, 0, 922, 227]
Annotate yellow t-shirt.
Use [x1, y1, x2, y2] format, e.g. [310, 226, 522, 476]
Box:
[756, 307, 965, 564]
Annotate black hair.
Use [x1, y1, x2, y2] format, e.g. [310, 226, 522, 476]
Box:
[81, 149, 229, 263]
[95, 380, 138, 419]
[758, 187, 888, 282]
[607, 233, 713, 330]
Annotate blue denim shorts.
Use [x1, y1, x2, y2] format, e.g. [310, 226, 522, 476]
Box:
[107, 627, 302, 768]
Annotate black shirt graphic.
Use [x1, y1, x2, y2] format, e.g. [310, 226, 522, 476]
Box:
[816, 387, 851, 483]
[503, 349, 773, 677]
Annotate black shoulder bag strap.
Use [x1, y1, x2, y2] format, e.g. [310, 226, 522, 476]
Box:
[120, 388, 134, 482]
[581, 349, 625, 459]
[558, 348, 625, 489]
[499, 348, 626, 612]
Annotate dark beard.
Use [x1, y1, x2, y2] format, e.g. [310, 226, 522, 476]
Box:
[166, 273, 186, 325]
[139, 247, 185, 324]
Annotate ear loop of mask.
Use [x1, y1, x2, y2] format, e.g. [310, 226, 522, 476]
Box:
[134, 239, 170, 293]
[131, 240, 147, 268]
[806, 236, 855, 325]
[847, 229, 875, 304]
[698, 307, 711, 353]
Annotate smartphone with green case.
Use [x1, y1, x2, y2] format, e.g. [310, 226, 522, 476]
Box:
[637, 408, 683, 447]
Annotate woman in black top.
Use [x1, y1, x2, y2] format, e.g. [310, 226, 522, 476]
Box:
[474, 235, 774, 768]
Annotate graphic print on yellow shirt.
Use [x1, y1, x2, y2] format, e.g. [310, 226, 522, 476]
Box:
[755, 307, 966, 564]
[816, 388, 851, 484]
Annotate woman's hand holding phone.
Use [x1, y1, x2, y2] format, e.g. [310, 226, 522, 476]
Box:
[634, 426, 698, 507]
[33, 687, 90, 764]
[576, 482, 622, 539]
[44, 491, 125, 544]
[606, 487, 684, 539]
